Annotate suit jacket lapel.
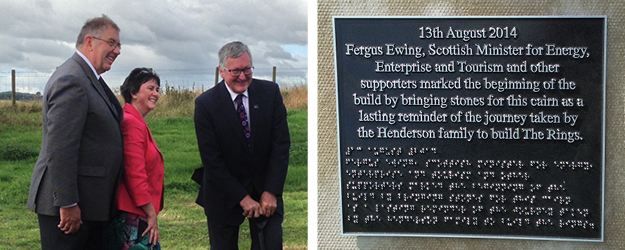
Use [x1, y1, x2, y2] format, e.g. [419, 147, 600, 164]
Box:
[217, 82, 250, 149]
[99, 78, 123, 123]
[126, 103, 162, 157]
[72, 53, 122, 123]
[247, 79, 260, 148]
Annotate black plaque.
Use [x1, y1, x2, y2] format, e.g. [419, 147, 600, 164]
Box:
[334, 17, 605, 241]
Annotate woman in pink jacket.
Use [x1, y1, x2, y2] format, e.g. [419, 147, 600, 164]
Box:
[107, 68, 164, 250]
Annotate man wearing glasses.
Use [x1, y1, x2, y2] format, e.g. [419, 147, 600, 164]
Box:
[194, 41, 291, 249]
[28, 15, 124, 249]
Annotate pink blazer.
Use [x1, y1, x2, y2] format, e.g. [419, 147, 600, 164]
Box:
[116, 103, 164, 216]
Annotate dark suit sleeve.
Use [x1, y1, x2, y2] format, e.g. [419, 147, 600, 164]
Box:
[194, 97, 249, 208]
[263, 86, 291, 196]
[45, 75, 88, 207]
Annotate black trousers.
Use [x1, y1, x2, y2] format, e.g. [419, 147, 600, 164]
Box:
[38, 214, 104, 250]
[207, 213, 283, 250]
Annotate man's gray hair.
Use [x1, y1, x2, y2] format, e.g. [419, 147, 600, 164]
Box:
[219, 41, 253, 70]
[75, 14, 120, 49]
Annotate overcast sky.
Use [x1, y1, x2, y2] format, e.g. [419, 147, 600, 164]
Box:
[0, 0, 308, 76]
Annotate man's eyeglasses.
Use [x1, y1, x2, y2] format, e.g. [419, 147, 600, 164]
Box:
[93, 37, 121, 50]
[225, 67, 253, 77]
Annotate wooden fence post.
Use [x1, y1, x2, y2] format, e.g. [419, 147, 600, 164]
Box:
[12, 69, 16, 106]
[272, 66, 276, 83]
[215, 66, 219, 86]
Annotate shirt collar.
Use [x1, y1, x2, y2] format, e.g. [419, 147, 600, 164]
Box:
[76, 50, 101, 80]
[224, 83, 249, 102]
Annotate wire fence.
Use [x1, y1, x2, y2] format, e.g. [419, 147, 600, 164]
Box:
[0, 67, 307, 101]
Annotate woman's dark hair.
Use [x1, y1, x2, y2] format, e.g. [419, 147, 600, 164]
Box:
[120, 67, 160, 104]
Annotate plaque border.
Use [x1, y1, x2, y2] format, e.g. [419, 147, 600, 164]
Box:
[332, 15, 607, 242]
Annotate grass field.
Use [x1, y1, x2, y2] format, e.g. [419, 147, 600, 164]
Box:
[0, 86, 307, 249]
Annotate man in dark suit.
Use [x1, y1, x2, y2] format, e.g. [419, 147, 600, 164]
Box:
[194, 41, 290, 250]
[27, 15, 123, 249]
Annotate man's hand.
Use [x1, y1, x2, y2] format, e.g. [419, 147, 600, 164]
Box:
[58, 205, 82, 234]
[240, 195, 264, 218]
[260, 191, 277, 217]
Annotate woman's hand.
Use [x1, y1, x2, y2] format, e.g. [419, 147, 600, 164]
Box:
[141, 202, 159, 244]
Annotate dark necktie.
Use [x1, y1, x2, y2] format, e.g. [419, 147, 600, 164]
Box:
[99, 77, 119, 118]
[235, 94, 251, 149]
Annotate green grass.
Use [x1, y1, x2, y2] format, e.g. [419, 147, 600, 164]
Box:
[0, 158, 41, 249]
[285, 109, 308, 192]
[0, 100, 42, 132]
[0, 100, 307, 249]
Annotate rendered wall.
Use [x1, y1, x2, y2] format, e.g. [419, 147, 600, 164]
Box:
[317, 1, 625, 249]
